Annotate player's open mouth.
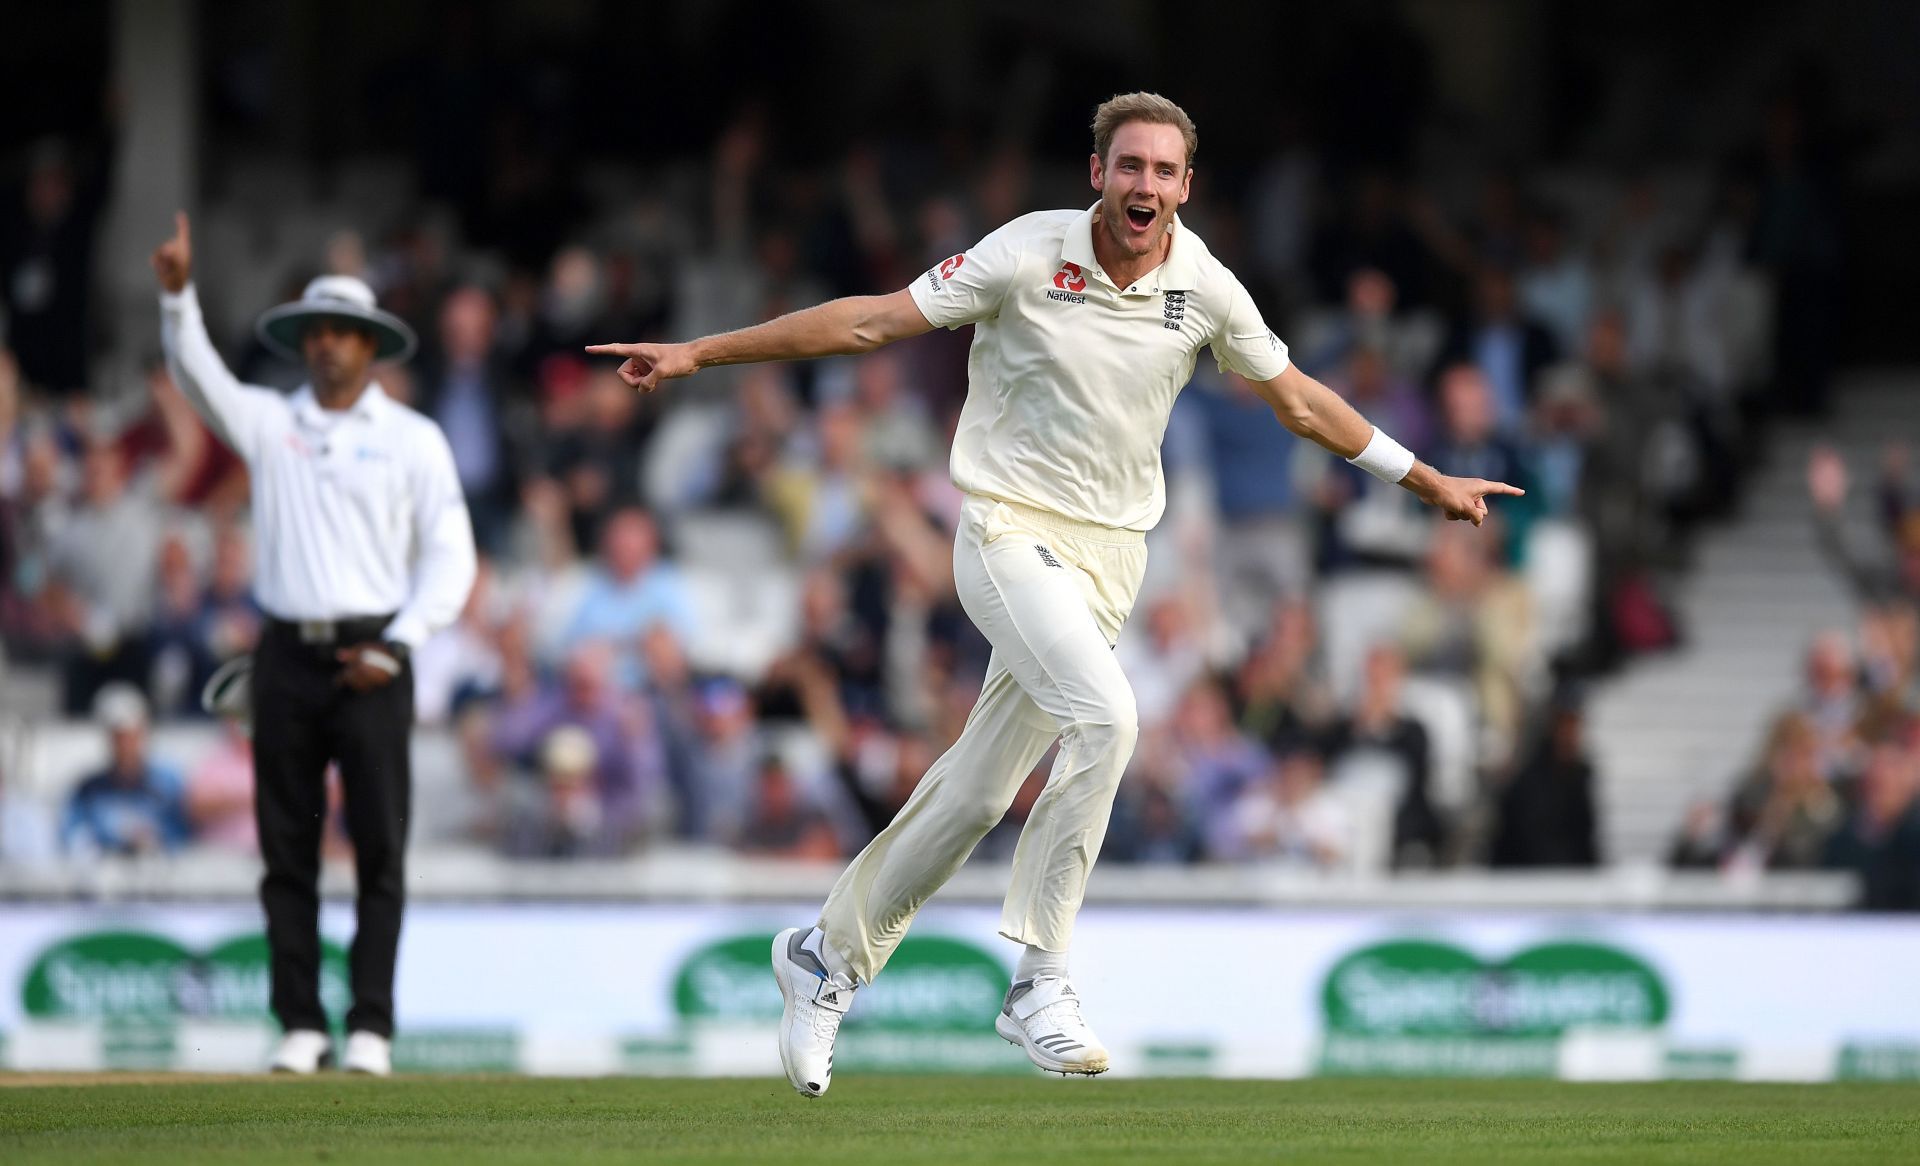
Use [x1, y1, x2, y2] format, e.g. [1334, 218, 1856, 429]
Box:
[1125, 205, 1156, 230]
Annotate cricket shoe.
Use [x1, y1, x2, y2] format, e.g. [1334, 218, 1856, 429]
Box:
[995, 976, 1110, 1075]
[342, 1031, 393, 1076]
[269, 1029, 334, 1074]
[771, 927, 858, 1098]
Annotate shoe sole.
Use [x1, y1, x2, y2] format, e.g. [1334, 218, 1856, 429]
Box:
[770, 929, 823, 1099]
[270, 1050, 336, 1074]
[995, 1012, 1110, 1076]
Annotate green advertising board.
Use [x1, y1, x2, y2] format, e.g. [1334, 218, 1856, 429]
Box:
[672, 932, 1019, 1072]
[1318, 939, 1671, 1077]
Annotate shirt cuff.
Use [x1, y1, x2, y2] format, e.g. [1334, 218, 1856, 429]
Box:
[159, 283, 198, 312]
[382, 613, 431, 653]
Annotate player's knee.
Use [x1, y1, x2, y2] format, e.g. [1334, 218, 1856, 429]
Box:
[1071, 693, 1138, 759]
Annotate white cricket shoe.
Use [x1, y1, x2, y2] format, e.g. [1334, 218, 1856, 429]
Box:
[342, 1031, 393, 1076]
[269, 1029, 333, 1074]
[770, 927, 857, 1098]
[995, 976, 1110, 1075]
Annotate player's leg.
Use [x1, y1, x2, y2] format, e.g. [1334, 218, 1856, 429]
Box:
[815, 652, 1059, 979]
[965, 519, 1143, 1075]
[327, 657, 415, 1076]
[250, 627, 337, 1070]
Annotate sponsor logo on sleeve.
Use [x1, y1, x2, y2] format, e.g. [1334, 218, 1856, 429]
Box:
[925, 253, 965, 293]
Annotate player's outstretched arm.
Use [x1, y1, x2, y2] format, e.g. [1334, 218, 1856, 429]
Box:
[587, 288, 933, 392]
[1255, 363, 1522, 527]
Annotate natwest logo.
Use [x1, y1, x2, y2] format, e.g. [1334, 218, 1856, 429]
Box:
[939, 254, 965, 280]
[1052, 262, 1087, 293]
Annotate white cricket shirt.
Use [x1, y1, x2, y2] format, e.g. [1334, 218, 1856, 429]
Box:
[909, 204, 1290, 532]
[159, 284, 477, 650]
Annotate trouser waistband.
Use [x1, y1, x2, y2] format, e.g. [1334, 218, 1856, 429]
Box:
[971, 495, 1146, 547]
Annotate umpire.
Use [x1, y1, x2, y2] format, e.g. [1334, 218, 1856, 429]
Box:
[153, 214, 476, 1075]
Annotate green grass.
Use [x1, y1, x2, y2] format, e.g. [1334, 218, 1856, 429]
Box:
[2, 1075, 1917, 1165]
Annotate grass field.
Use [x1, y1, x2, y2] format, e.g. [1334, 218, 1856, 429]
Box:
[3, 1075, 1917, 1165]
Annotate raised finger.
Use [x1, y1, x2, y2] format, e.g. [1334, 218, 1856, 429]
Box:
[175, 211, 190, 248]
[1477, 480, 1526, 498]
[584, 343, 636, 356]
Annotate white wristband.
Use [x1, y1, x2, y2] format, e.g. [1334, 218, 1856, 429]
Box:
[1347, 426, 1416, 484]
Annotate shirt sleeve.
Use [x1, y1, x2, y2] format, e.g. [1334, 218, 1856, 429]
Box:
[158, 283, 282, 461]
[1209, 275, 1292, 383]
[383, 423, 478, 652]
[906, 220, 1028, 330]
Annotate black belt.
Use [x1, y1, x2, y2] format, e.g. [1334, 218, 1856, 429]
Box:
[265, 614, 396, 648]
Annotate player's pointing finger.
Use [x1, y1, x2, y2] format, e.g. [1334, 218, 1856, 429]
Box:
[585, 343, 633, 356]
[1478, 480, 1526, 498]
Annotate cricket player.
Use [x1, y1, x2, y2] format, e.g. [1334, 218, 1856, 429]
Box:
[588, 92, 1520, 1097]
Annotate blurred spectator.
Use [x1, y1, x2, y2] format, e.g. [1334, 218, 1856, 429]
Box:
[1722, 712, 1844, 872]
[414, 556, 505, 725]
[489, 639, 663, 849]
[60, 685, 189, 856]
[1431, 266, 1559, 436]
[1527, 365, 1607, 521]
[1809, 446, 1920, 606]
[1185, 369, 1307, 628]
[1490, 694, 1599, 868]
[1211, 749, 1351, 868]
[0, 137, 113, 395]
[1516, 206, 1593, 356]
[1166, 675, 1271, 843]
[1303, 268, 1438, 384]
[1234, 598, 1332, 752]
[1115, 594, 1211, 730]
[560, 507, 697, 690]
[759, 568, 884, 723]
[1400, 519, 1538, 759]
[185, 720, 257, 854]
[417, 286, 516, 552]
[48, 442, 166, 713]
[1425, 364, 1533, 553]
[500, 725, 615, 859]
[1311, 345, 1434, 570]
[545, 369, 655, 552]
[1799, 631, 1864, 781]
[736, 754, 840, 860]
[1104, 781, 1203, 865]
[764, 401, 873, 563]
[847, 351, 938, 473]
[1824, 737, 1920, 911]
[145, 530, 208, 717]
[1323, 644, 1446, 867]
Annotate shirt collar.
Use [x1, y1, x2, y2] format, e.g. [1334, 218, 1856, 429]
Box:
[1063, 202, 1199, 294]
[292, 383, 387, 426]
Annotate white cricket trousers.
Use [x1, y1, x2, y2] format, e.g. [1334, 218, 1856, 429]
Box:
[818, 494, 1148, 982]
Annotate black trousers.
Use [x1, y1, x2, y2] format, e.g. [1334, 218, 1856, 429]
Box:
[252, 618, 413, 1038]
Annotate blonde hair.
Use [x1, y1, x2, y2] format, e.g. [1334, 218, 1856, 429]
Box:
[1091, 92, 1198, 169]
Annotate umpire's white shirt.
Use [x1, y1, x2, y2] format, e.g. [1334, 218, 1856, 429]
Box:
[159, 284, 476, 650]
[908, 204, 1291, 533]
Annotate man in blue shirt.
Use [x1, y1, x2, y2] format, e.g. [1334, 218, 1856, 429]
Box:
[561, 506, 698, 689]
[61, 684, 190, 856]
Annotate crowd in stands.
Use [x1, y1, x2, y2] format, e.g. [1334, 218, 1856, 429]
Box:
[0, 73, 1874, 885]
[1668, 446, 1920, 908]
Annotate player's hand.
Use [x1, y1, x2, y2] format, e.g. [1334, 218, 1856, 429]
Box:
[1421, 474, 1525, 526]
[151, 211, 192, 294]
[584, 340, 699, 392]
[336, 643, 402, 692]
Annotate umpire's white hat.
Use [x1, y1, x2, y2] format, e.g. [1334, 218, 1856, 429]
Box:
[256, 275, 418, 363]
